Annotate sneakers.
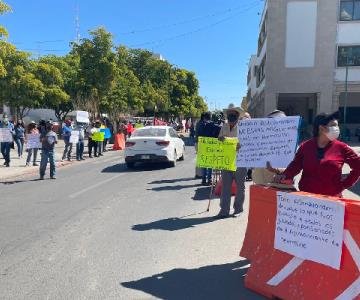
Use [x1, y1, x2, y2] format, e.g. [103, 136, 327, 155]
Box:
[33, 163, 39, 166]
[213, 213, 230, 220]
[40, 176, 44, 180]
[50, 176, 56, 180]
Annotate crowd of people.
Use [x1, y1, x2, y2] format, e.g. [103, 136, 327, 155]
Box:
[194, 106, 360, 219]
[0, 115, 113, 179]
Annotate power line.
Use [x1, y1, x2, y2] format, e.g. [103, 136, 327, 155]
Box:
[119, 1, 260, 35]
[130, 2, 261, 48]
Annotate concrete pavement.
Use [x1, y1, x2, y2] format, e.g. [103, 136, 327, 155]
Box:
[0, 147, 264, 299]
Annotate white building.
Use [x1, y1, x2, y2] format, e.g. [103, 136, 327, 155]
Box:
[247, 0, 360, 135]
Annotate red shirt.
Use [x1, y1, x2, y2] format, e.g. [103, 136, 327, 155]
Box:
[283, 138, 360, 196]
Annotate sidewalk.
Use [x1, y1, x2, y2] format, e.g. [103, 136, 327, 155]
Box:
[0, 140, 113, 181]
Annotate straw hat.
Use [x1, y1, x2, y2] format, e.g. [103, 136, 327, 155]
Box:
[224, 104, 245, 117]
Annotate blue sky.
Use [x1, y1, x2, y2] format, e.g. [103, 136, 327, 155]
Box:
[3, 0, 263, 110]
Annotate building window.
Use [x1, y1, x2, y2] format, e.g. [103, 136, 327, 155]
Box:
[257, 13, 267, 55]
[338, 46, 360, 66]
[256, 56, 266, 87]
[340, 0, 360, 21]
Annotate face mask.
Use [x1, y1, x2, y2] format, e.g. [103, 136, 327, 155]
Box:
[326, 126, 340, 141]
[227, 115, 238, 123]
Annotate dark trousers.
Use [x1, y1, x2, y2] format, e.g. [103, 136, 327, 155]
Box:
[88, 139, 98, 157]
[76, 140, 84, 159]
[40, 149, 56, 178]
[1, 142, 11, 164]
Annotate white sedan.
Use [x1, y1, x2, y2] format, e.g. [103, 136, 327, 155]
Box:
[124, 126, 185, 168]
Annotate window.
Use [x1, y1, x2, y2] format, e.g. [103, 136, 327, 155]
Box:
[340, 0, 360, 21]
[256, 56, 266, 87]
[257, 13, 268, 54]
[132, 128, 166, 137]
[338, 46, 360, 66]
[169, 128, 178, 138]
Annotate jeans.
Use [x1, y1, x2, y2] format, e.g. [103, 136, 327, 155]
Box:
[62, 141, 72, 160]
[97, 141, 103, 155]
[76, 140, 84, 159]
[1, 142, 11, 164]
[202, 168, 213, 182]
[15, 138, 24, 157]
[88, 139, 97, 157]
[26, 148, 38, 164]
[40, 149, 56, 177]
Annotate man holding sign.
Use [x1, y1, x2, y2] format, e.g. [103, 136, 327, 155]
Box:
[216, 105, 247, 219]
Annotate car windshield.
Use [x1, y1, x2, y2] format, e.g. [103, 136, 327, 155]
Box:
[132, 128, 167, 137]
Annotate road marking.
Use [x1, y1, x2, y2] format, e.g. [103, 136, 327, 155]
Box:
[69, 174, 124, 199]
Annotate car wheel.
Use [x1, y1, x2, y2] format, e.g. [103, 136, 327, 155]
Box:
[126, 162, 135, 169]
[179, 147, 185, 161]
[170, 151, 177, 167]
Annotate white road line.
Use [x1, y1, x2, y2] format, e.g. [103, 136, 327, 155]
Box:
[69, 174, 124, 199]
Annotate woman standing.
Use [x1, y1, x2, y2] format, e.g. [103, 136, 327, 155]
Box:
[25, 121, 40, 166]
[274, 112, 360, 197]
[14, 120, 25, 158]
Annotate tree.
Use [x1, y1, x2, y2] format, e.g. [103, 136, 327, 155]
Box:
[0, 0, 11, 39]
[32, 61, 70, 121]
[71, 27, 116, 117]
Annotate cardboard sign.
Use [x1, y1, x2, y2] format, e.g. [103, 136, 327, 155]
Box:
[69, 131, 80, 144]
[76, 111, 90, 123]
[236, 116, 300, 168]
[26, 133, 41, 149]
[92, 131, 105, 142]
[196, 137, 237, 171]
[100, 128, 111, 139]
[274, 192, 345, 270]
[0, 128, 13, 142]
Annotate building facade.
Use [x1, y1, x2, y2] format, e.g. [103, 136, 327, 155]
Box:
[247, 0, 360, 134]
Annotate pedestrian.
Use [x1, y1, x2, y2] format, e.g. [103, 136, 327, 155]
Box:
[189, 123, 195, 145]
[14, 120, 25, 158]
[39, 121, 58, 180]
[0, 116, 15, 167]
[62, 119, 73, 161]
[86, 122, 98, 158]
[216, 104, 246, 219]
[240, 113, 253, 181]
[95, 120, 104, 156]
[197, 112, 220, 186]
[127, 122, 133, 138]
[75, 122, 86, 161]
[25, 121, 39, 166]
[274, 112, 360, 197]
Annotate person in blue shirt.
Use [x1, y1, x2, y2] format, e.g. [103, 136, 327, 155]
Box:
[62, 119, 73, 161]
[0, 116, 15, 167]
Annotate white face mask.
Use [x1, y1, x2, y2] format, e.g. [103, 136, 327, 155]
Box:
[326, 126, 340, 141]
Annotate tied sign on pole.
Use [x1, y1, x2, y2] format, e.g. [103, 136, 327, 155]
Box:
[196, 137, 237, 171]
[69, 131, 80, 144]
[275, 192, 345, 270]
[0, 128, 13, 142]
[26, 134, 41, 149]
[237, 116, 300, 168]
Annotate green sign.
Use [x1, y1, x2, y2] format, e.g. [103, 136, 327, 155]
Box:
[196, 137, 237, 171]
[92, 131, 105, 142]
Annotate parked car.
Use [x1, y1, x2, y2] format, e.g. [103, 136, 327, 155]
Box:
[124, 126, 185, 168]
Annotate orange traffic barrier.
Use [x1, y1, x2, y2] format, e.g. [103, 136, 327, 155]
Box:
[113, 133, 126, 150]
[240, 185, 360, 300]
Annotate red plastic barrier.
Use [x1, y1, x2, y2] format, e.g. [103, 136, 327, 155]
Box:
[214, 178, 237, 196]
[240, 185, 360, 300]
[113, 133, 125, 150]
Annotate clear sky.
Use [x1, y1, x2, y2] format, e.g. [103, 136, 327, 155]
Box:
[2, 0, 263, 110]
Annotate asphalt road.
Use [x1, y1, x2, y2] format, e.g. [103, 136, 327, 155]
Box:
[0, 147, 265, 300]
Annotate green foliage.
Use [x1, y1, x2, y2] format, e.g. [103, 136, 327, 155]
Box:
[0, 1, 12, 39]
[1, 25, 207, 121]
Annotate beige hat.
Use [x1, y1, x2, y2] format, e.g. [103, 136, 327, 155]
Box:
[224, 104, 245, 117]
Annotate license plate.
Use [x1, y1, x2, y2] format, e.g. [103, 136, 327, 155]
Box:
[141, 155, 150, 159]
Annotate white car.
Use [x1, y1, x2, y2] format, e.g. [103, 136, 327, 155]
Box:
[124, 126, 185, 168]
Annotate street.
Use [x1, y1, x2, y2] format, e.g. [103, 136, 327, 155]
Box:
[0, 147, 264, 300]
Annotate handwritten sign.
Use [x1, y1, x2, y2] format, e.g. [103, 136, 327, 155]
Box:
[236, 116, 300, 168]
[274, 192, 345, 270]
[0, 128, 13, 142]
[26, 134, 41, 149]
[69, 131, 80, 144]
[92, 131, 105, 142]
[196, 137, 237, 171]
[76, 111, 89, 123]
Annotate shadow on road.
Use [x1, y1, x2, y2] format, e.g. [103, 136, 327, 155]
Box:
[148, 177, 195, 185]
[0, 178, 42, 185]
[121, 260, 264, 300]
[192, 186, 212, 201]
[132, 216, 216, 231]
[102, 162, 171, 173]
[147, 183, 201, 192]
